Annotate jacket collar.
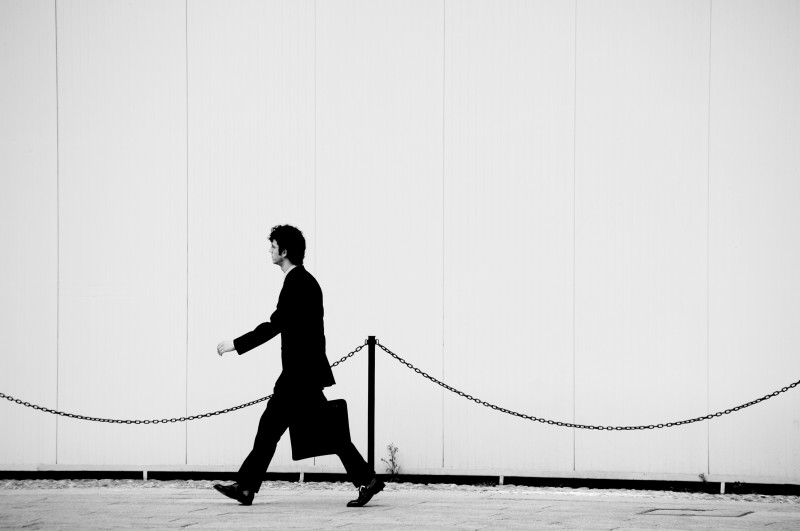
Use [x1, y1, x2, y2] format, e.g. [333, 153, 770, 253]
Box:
[284, 264, 304, 279]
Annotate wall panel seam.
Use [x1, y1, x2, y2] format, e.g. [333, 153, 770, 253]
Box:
[572, 0, 578, 474]
[185, 0, 190, 467]
[706, 0, 713, 477]
[441, 0, 446, 471]
[314, 0, 317, 274]
[54, 0, 60, 466]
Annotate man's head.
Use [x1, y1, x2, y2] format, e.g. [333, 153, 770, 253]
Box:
[269, 225, 305, 266]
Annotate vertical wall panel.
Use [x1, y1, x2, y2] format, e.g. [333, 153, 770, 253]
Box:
[574, 0, 710, 474]
[709, 0, 800, 480]
[443, 0, 575, 472]
[0, 0, 58, 466]
[316, 0, 444, 472]
[57, 0, 187, 464]
[187, 0, 316, 469]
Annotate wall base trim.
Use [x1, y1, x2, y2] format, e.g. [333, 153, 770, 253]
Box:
[0, 464, 798, 489]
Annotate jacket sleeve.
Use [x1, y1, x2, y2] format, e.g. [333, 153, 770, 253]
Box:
[233, 284, 293, 355]
[233, 318, 280, 355]
[233, 279, 298, 354]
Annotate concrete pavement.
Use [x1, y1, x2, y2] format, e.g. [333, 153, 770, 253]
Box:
[1, 480, 799, 529]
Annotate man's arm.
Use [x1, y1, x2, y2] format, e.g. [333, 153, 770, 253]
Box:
[218, 282, 295, 356]
[217, 319, 280, 356]
[232, 320, 280, 355]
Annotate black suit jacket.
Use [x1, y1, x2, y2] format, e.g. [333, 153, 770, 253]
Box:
[233, 266, 335, 391]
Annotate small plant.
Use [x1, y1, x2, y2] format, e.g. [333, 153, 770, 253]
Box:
[699, 473, 707, 483]
[381, 443, 401, 481]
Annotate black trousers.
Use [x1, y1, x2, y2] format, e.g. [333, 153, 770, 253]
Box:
[237, 387, 373, 492]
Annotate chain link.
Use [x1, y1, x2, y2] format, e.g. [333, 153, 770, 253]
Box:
[6, 337, 798, 430]
[376, 340, 800, 431]
[0, 340, 368, 425]
[331, 339, 367, 368]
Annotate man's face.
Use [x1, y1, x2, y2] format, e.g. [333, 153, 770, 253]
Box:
[269, 239, 286, 265]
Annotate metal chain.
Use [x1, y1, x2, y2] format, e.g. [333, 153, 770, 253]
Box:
[0, 340, 368, 425]
[331, 339, 368, 368]
[376, 340, 800, 431]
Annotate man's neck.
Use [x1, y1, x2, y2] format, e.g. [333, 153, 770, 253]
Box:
[281, 261, 296, 274]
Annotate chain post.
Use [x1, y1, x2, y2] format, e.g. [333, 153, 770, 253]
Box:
[367, 335, 376, 473]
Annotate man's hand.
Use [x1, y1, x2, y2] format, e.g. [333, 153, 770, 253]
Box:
[217, 340, 236, 356]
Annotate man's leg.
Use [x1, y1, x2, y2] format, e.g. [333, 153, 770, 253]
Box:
[214, 394, 289, 506]
[336, 442, 373, 488]
[236, 393, 293, 493]
[336, 441, 385, 507]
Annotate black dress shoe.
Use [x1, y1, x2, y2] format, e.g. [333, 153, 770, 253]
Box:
[347, 477, 385, 507]
[214, 483, 254, 506]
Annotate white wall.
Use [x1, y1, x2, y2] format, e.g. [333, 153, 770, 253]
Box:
[0, 0, 58, 467]
[55, 0, 188, 465]
[443, 0, 575, 473]
[708, 0, 800, 481]
[574, 0, 710, 477]
[1, 0, 799, 484]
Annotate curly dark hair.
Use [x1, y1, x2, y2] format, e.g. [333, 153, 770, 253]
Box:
[269, 225, 305, 265]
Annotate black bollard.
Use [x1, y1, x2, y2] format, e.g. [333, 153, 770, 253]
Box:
[367, 336, 376, 472]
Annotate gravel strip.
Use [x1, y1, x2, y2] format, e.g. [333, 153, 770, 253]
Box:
[0, 479, 798, 505]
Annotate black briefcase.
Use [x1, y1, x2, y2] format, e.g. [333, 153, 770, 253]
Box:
[289, 399, 351, 461]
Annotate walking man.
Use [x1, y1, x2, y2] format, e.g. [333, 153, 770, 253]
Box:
[214, 225, 384, 507]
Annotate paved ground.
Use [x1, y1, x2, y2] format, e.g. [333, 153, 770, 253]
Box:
[1, 480, 799, 529]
